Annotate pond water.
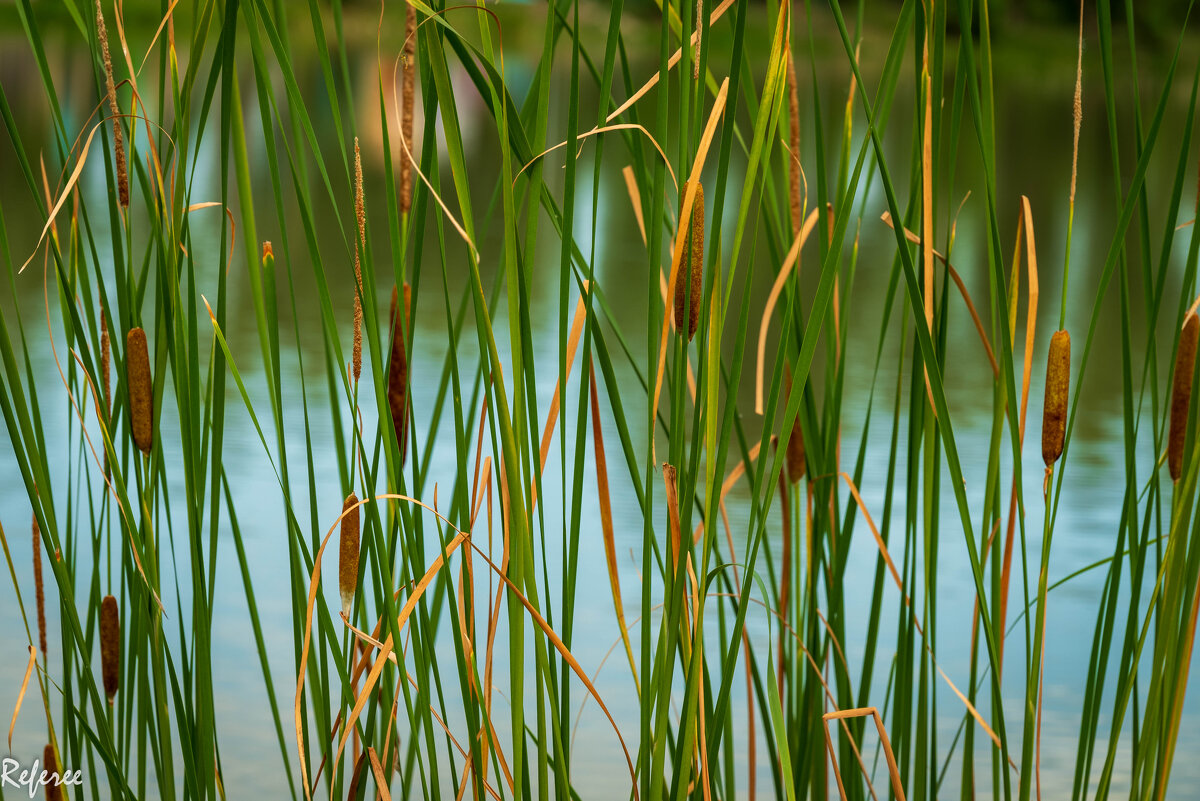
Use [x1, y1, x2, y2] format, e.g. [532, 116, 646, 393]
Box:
[1, 6, 1198, 799]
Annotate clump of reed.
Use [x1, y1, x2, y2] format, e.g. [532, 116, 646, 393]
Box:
[1041, 329, 1070, 468]
[674, 181, 704, 342]
[100, 594, 120, 703]
[94, 0, 127, 207]
[339, 494, 360, 618]
[1169, 311, 1199, 481]
[125, 327, 153, 455]
[387, 283, 411, 466]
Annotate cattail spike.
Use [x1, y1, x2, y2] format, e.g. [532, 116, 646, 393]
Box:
[674, 181, 705, 341]
[387, 284, 412, 467]
[100, 594, 120, 702]
[784, 367, 806, 483]
[44, 745, 63, 801]
[100, 308, 111, 419]
[1169, 312, 1199, 481]
[663, 463, 682, 572]
[352, 139, 365, 384]
[400, 4, 417, 214]
[95, 0, 128, 207]
[33, 513, 47, 658]
[126, 327, 153, 455]
[339, 494, 360, 618]
[1041, 329, 1070, 468]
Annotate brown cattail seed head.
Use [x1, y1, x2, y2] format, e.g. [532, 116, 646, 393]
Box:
[126, 327, 153, 455]
[43, 745, 62, 801]
[673, 181, 705, 341]
[1041, 329, 1071, 467]
[1168, 312, 1199, 481]
[95, 0, 128, 208]
[100, 594, 120, 702]
[33, 513, 47, 658]
[400, 3, 417, 215]
[784, 367, 806, 483]
[662, 463, 682, 571]
[352, 139, 365, 384]
[339, 494, 360, 618]
[100, 308, 111, 419]
[387, 284, 412, 466]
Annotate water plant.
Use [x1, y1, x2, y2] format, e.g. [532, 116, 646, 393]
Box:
[1, 0, 1199, 799]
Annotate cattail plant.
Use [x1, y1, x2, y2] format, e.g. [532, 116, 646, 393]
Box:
[1169, 311, 1199, 482]
[352, 138, 365, 384]
[126, 327, 153, 455]
[44, 745, 62, 801]
[387, 283, 412, 466]
[784, 366, 806, 483]
[33, 512, 46, 658]
[100, 594, 119, 702]
[339, 493, 360, 618]
[1042, 329, 1071, 468]
[95, 0, 127, 207]
[674, 181, 704, 342]
[400, 3, 417, 215]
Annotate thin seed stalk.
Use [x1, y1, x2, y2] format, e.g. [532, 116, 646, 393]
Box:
[95, 0, 128, 207]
